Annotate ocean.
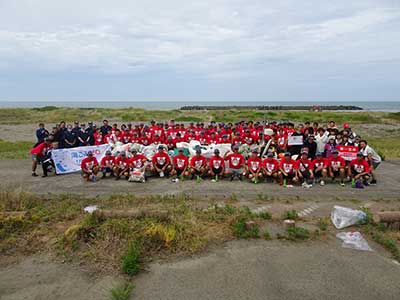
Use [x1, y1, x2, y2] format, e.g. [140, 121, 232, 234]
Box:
[0, 101, 399, 112]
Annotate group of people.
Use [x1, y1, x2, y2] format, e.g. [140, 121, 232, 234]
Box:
[30, 118, 382, 187]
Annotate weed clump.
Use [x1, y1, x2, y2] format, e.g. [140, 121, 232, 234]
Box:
[121, 242, 141, 276]
[286, 227, 310, 241]
[232, 217, 260, 239]
[282, 210, 298, 220]
[110, 282, 135, 300]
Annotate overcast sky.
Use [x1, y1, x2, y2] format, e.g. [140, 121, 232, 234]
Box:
[0, 0, 399, 102]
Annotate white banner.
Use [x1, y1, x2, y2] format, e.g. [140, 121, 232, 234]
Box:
[287, 135, 303, 146]
[51, 144, 111, 174]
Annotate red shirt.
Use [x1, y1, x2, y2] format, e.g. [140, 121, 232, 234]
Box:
[210, 156, 225, 169]
[190, 155, 207, 168]
[130, 154, 147, 168]
[279, 158, 297, 174]
[312, 158, 328, 169]
[173, 154, 189, 170]
[296, 158, 313, 172]
[115, 157, 130, 169]
[225, 153, 245, 169]
[263, 158, 279, 173]
[247, 157, 262, 172]
[81, 157, 98, 170]
[328, 156, 346, 171]
[100, 156, 115, 168]
[152, 152, 171, 166]
[30, 142, 51, 156]
[349, 159, 370, 174]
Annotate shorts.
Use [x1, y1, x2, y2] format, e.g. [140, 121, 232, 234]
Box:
[227, 167, 243, 175]
[156, 163, 166, 170]
[176, 168, 185, 176]
[372, 161, 380, 169]
[332, 170, 341, 177]
[212, 167, 223, 175]
[264, 170, 278, 177]
[351, 167, 369, 177]
[314, 170, 323, 178]
[282, 173, 295, 179]
[299, 170, 311, 179]
[102, 167, 113, 173]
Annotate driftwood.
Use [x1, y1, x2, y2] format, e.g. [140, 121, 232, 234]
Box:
[93, 209, 170, 221]
[373, 212, 400, 224]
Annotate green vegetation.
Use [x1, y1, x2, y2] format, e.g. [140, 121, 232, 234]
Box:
[372, 233, 400, 261]
[317, 217, 329, 231]
[121, 242, 141, 276]
[110, 283, 135, 300]
[367, 137, 400, 160]
[0, 140, 32, 159]
[0, 107, 399, 125]
[232, 217, 260, 239]
[286, 227, 311, 241]
[282, 210, 299, 220]
[258, 211, 272, 220]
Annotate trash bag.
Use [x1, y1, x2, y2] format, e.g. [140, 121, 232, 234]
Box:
[331, 206, 367, 229]
[336, 231, 372, 251]
[128, 168, 146, 183]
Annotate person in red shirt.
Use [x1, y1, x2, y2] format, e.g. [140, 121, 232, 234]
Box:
[94, 132, 104, 145]
[328, 149, 347, 186]
[171, 148, 189, 178]
[245, 149, 263, 183]
[151, 145, 172, 177]
[312, 152, 328, 186]
[129, 149, 148, 170]
[30, 138, 53, 177]
[296, 150, 314, 186]
[275, 128, 287, 151]
[224, 145, 245, 181]
[100, 150, 115, 178]
[189, 148, 208, 179]
[113, 152, 130, 180]
[262, 152, 279, 182]
[279, 152, 299, 185]
[139, 132, 152, 146]
[231, 132, 243, 147]
[208, 132, 219, 145]
[81, 151, 99, 182]
[209, 149, 225, 180]
[349, 152, 371, 185]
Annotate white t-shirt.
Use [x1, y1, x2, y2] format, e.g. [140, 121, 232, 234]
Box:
[361, 145, 381, 163]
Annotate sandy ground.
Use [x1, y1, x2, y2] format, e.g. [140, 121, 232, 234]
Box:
[1, 159, 399, 202]
[1, 239, 400, 300]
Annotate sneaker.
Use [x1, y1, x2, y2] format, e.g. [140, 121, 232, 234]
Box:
[32, 172, 38, 177]
[302, 182, 308, 188]
[115, 176, 120, 181]
[41, 174, 48, 178]
[238, 175, 243, 181]
[159, 171, 164, 178]
[370, 179, 377, 185]
[320, 180, 325, 186]
[230, 175, 234, 181]
[363, 180, 370, 186]
[91, 175, 97, 182]
[340, 182, 345, 187]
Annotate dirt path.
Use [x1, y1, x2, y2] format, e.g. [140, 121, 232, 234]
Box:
[1, 160, 399, 202]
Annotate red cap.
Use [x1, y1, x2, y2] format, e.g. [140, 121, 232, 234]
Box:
[343, 123, 349, 129]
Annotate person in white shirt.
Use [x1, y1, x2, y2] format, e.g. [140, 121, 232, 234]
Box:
[359, 140, 381, 185]
[315, 128, 329, 154]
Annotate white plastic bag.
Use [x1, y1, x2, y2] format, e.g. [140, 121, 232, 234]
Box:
[84, 205, 99, 214]
[336, 232, 372, 251]
[331, 206, 366, 229]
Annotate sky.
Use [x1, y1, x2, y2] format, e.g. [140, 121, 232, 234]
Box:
[0, 0, 399, 102]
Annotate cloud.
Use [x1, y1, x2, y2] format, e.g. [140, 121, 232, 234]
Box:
[0, 0, 399, 79]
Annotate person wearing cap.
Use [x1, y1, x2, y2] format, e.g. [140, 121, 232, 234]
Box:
[100, 150, 115, 178]
[189, 148, 208, 179]
[113, 152, 130, 180]
[328, 149, 346, 186]
[296, 150, 314, 187]
[262, 152, 279, 183]
[312, 152, 328, 186]
[348, 152, 371, 186]
[81, 151, 99, 182]
[231, 132, 243, 147]
[359, 140, 380, 185]
[245, 149, 263, 183]
[209, 149, 225, 180]
[85, 122, 96, 145]
[324, 135, 337, 158]
[279, 152, 299, 185]
[151, 145, 172, 177]
[29, 137, 53, 177]
[171, 148, 189, 178]
[224, 145, 245, 181]
[62, 124, 76, 148]
[77, 123, 91, 146]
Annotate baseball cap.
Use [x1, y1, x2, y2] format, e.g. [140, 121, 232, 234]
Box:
[106, 150, 112, 155]
[332, 149, 339, 154]
[251, 149, 258, 154]
[356, 151, 363, 157]
[267, 152, 274, 157]
[284, 152, 291, 157]
[214, 149, 220, 154]
[316, 152, 322, 157]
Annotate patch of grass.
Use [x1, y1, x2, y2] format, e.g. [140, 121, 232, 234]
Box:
[232, 217, 260, 239]
[110, 282, 135, 300]
[317, 217, 329, 231]
[175, 116, 203, 122]
[372, 233, 400, 261]
[0, 140, 33, 159]
[286, 227, 311, 241]
[258, 211, 272, 220]
[366, 137, 400, 159]
[282, 210, 298, 220]
[263, 230, 272, 240]
[121, 242, 141, 276]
